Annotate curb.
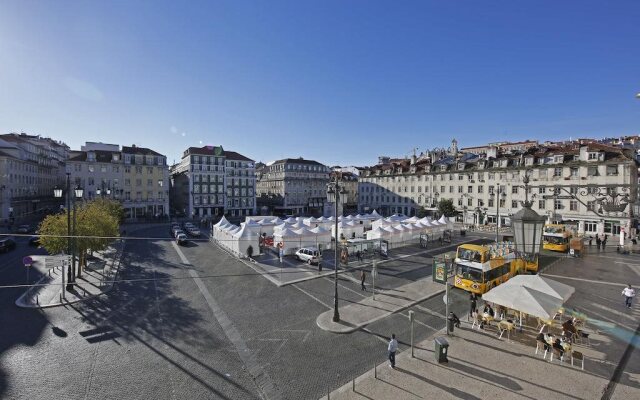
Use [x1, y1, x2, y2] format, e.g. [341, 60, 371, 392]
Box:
[316, 288, 446, 334]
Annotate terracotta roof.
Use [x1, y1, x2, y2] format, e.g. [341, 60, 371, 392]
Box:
[185, 146, 224, 156]
[271, 157, 327, 167]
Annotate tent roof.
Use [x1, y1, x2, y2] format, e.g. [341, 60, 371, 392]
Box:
[214, 216, 230, 227]
[438, 215, 449, 224]
[309, 226, 330, 234]
[506, 275, 575, 302]
[284, 217, 296, 223]
[276, 228, 298, 237]
[370, 209, 381, 217]
[482, 285, 564, 320]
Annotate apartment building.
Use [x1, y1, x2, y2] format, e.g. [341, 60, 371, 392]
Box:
[359, 141, 637, 237]
[324, 169, 359, 217]
[256, 157, 329, 216]
[67, 142, 169, 219]
[170, 145, 256, 219]
[0, 133, 69, 222]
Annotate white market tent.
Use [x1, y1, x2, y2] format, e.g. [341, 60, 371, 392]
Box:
[506, 275, 575, 302]
[233, 223, 260, 256]
[273, 228, 300, 255]
[370, 209, 382, 219]
[309, 226, 332, 249]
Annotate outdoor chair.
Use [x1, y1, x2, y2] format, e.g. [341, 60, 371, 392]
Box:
[550, 348, 564, 363]
[575, 331, 591, 346]
[471, 313, 481, 330]
[571, 351, 585, 370]
[498, 320, 514, 340]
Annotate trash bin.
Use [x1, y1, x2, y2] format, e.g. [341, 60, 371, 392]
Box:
[434, 337, 449, 363]
[460, 230, 466, 236]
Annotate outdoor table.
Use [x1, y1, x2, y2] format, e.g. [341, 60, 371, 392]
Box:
[498, 320, 515, 340]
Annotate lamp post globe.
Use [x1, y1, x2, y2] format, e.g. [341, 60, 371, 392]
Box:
[511, 202, 545, 268]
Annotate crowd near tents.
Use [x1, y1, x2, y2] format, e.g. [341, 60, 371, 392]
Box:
[211, 210, 454, 258]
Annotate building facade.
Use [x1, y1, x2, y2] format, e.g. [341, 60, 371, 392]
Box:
[359, 140, 638, 238]
[170, 145, 256, 220]
[0, 133, 69, 223]
[256, 157, 330, 216]
[67, 142, 169, 219]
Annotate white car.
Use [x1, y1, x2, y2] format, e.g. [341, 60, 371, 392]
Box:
[295, 247, 322, 265]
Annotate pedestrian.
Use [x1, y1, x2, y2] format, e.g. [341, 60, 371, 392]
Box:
[596, 236, 601, 250]
[449, 311, 461, 328]
[356, 250, 362, 262]
[468, 292, 478, 321]
[602, 235, 607, 251]
[318, 260, 322, 272]
[622, 284, 636, 309]
[360, 269, 366, 291]
[387, 334, 398, 368]
[589, 236, 593, 247]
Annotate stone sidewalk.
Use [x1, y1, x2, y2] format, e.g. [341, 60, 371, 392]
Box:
[322, 322, 625, 400]
[15, 240, 124, 308]
[317, 278, 446, 333]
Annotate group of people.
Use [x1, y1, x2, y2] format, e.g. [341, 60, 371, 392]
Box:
[588, 234, 608, 250]
[468, 292, 498, 330]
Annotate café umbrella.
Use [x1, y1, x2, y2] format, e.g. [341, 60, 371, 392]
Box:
[482, 284, 564, 329]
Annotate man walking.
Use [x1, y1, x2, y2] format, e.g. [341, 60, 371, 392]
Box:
[596, 236, 601, 251]
[469, 292, 478, 321]
[360, 269, 366, 291]
[602, 235, 607, 251]
[622, 284, 636, 309]
[388, 334, 398, 368]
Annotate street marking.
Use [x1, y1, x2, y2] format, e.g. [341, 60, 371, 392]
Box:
[291, 283, 332, 310]
[171, 241, 281, 400]
[542, 274, 639, 287]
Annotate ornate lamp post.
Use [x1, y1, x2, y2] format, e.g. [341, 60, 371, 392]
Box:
[72, 185, 84, 278]
[54, 173, 74, 290]
[327, 173, 346, 323]
[512, 173, 545, 270]
[490, 187, 507, 242]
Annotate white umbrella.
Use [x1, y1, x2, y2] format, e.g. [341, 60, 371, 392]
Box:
[507, 275, 575, 302]
[482, 284, 564, 328]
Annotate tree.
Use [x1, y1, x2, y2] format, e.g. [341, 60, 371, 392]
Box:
[416, 207, 428, 218]
[38, 199, 121, 279]
[92, 198, 125, 223]
[437, 199, 456, 217]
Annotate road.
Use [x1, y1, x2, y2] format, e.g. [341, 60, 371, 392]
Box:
[0, 226, 495, 399]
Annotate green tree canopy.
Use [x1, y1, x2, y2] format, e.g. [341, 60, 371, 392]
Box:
[38, 199, 121, 274]
[437, 198, 457, 217]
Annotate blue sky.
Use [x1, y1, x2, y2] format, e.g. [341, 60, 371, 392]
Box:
[1, 1, 639, 167]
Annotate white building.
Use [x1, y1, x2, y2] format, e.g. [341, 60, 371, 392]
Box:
[359, 140, 638, 238]
[0, 133, 69, 223]
[170, 145, 256, 220]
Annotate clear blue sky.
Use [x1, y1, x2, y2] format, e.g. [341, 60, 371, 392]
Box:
[1, 0, 639, 167]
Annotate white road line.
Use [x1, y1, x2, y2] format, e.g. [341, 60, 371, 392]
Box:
[291, 283, 333, 310]
[542, 273, 638, 286]
[171, 241, 281, 400]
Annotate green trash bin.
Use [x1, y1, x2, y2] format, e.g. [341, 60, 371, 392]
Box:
[434, 337, 449, 363]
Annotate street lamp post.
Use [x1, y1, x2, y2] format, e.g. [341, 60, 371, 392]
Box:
[73, 185, 84, 278]
[54, 173, 74, 290]
[327, 174, 346, 323]
[490, 187, 506, 243]
[512, 173, 546, 272]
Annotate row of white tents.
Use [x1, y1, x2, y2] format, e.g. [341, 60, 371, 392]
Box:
[211, 210, 455, 258]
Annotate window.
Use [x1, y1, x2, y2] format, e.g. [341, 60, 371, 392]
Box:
[136, 179, 142, 186]
[553, 167, 562, 177]
[468, 198, 472, 206]
[458, 174, 464, 180]
[538, 186, 546, 194]
[101, 166, 107, 173]
[588, 152, 598, 160]
[488, 173, 495, 180]
[512, 200, 518, 208]
[570, 200, 578, 211]
[570, 167, 578, 177]
[554, 199, 562, 210]
[488, 199, 494, 207]
[477, 185, 483, 193]
[499, 199, 506, 207]
[125, 178, 131, 186]
[511, 186, 518, 194]
[587, 201, 596, 211]
[449, 186, 453, 193]
[136, 166, 143, 174]
[467, 186, 473, 193]
[584, 221, 597, 232]
[587, 166, 599, 176]
[488, 185, 494, 194]
[458, 186, 463, 193]
[538, 200, 545, 209]
[147, 179, 153, 186]
[606, 165, 618, 176]
[147, 167, 153, 174]
[458, 198, 463, 206]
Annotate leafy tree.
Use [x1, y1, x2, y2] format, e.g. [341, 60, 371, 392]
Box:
[38, 199, 120, 279]
[437, 198, 456, 217]
[92, 198, 125, 223]
[416, 207, 428, 218]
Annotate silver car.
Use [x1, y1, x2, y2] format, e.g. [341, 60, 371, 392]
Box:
[295, 247, 322, 265]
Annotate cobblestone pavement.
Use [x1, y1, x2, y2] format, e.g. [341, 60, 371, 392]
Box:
[13, 226, 628, 400]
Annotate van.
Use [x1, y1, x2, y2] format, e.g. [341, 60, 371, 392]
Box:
[295, 247, 322, 265]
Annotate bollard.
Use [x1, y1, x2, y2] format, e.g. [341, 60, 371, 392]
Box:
[327, 386, 330, 400]
[352, 378, 355, 392]
[36, 295, 39, 305]
[374, 363, 377, 379]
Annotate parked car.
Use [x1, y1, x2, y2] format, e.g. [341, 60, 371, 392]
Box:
[295, 247, 322, 265]
[183, 222, 195, 229]
[16, 225, 32, 234]
[186, 227, 200, 237]
[0, 237, 17, 253]
[176, 233, 188, 246]
[173, 229, 184, 238]
[28, 236, 41, 247]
